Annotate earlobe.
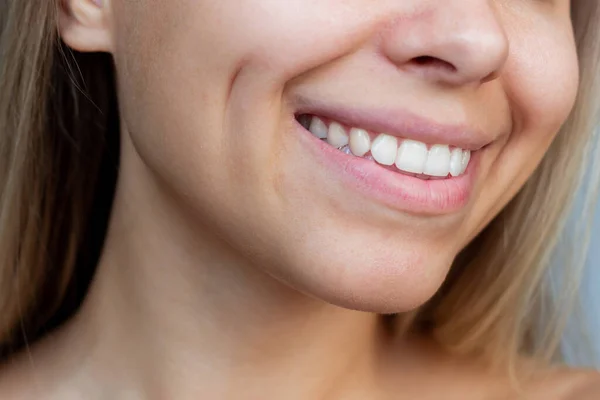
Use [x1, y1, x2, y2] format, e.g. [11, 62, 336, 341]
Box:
[59, 0, 112, 53]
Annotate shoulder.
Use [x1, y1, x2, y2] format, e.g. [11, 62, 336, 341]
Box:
[0, 354, 86, 400]
[525, 367, 600, 400]
[559, 369, 600, 400]
[383, 336, 600, 400]
[0, 355, 38, 400]
[0, 330, 94, 400]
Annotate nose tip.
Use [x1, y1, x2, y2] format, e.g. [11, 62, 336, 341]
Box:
[381, 4, 509, 86]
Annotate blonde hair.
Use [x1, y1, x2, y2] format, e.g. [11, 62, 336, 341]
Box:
[0, 0, 599, 371]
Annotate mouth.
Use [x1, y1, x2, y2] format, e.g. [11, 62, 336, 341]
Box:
[296, 114, 472, 180]
[293, 110, 491, 215]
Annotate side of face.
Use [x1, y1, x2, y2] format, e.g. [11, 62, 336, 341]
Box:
[60, 0, 579, 312]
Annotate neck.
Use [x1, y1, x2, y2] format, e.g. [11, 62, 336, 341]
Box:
[70, 139, 392, 399]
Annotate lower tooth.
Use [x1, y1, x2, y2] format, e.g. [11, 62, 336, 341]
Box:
[340, 145, 352, 155]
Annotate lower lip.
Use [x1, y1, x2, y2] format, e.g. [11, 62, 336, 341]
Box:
[294, 122, 479, 215]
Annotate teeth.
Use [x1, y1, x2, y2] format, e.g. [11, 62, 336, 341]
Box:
[395, 140, 428, 174]
[302, 115, 473, 178]
[308, 116, 328, 139]
[449, 148, 463, 177]
[370, 134, 398, 166]
[327, 122, 349, 148]
[461, 150, 471, 174]
[349, 128, 371, 157]
[340, 145, 353, 156]
[423, 144, 451, 177]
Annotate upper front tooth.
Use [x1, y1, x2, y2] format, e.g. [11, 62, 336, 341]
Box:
[327, 122, 349, 148]
[370, 134, 398, 166]
[461, 150, 471, 174]
[309, 116, 328, 139]
[395, 139, 428, 174]
[349, 128, 371, 157]
[449, 148, 464, 177]
[424, 144, 451, 177]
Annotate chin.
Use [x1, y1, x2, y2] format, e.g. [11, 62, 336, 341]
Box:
[263, 230, 457, 314]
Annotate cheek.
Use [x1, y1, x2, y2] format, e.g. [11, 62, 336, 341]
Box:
[108, 0, 383, 225]
[110, 0, 382, 102]
[505, 17, 579, 145]
[109, 0, 357, 159]
[471, 17, 579, 232]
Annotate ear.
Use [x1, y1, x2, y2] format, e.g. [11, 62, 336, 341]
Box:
[59, 0, 112, 52]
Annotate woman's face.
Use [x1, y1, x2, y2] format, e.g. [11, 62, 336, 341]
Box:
[107, 0, 577, 312]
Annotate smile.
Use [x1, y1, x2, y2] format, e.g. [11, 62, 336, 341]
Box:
[298, 115, 471, 180]
[293, 107, 491, 215]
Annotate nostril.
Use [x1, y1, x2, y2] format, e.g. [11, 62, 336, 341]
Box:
[411, 56, 457, 73]
[413, 56, 435, 65]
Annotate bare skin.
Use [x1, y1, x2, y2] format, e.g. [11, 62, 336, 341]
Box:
[0, 315, 597, 399]
[0, 158, 597, 398]
[0, 0, 599, 398]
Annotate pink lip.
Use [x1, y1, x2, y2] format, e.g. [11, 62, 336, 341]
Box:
[294, 98, 493, 151]
[294, 121, 479, 215]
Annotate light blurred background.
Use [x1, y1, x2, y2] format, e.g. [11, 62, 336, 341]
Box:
[582, 201, 600, 363]
[563, 179, 600, 367]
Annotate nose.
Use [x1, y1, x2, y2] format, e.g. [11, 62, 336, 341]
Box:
[381, 1, 509, 86]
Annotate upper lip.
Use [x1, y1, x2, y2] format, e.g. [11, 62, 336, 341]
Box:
[294, 99, 496, 151]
